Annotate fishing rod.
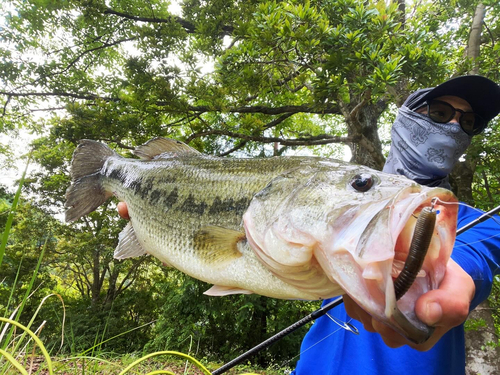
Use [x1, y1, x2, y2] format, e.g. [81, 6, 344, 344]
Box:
[212, 203, 500, 375]
[456, 204, 500, 235]
[211, 297, 345, 375]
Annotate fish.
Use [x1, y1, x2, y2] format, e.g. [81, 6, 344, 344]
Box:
[65, 137, 458, 344]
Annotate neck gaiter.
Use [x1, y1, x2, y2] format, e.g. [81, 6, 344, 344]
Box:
[383, 106, 472, 189]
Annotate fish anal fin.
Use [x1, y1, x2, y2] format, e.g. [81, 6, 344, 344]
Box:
[193, 226, 245, 264]
[114, 222, 147, 260]
[133, 138, 200, 160]
[204, 285, 254, 296]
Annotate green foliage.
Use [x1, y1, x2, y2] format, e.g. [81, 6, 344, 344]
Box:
[464, 317, 487, 332]
[1, 0, 500, 368]
[145, 272, 318, 366]
[0, 0, 460, 161]
[0, 199, 58, 334]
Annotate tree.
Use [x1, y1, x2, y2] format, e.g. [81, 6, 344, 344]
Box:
[1, 0, 499, 366]
[442, 2, 500, 372]
[1, 0, 455, 166]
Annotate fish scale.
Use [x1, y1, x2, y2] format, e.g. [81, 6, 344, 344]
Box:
[97, 153, 327, 299]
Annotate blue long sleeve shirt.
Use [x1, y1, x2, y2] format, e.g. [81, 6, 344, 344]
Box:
[292, 204, 500, 375]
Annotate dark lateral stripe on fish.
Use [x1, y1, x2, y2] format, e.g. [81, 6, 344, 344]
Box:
[107, 170, 250, 216]
[106, 168, 122, 182]
[179, 193, 208, 215]
[208, 197, 251, 215]
[131, 184, 179, 207]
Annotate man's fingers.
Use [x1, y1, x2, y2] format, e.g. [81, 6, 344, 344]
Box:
[415, 259, 474, 328]
[117, 202, 130, 220]
[343, 258, 475, 352]
[371, 319, 406, 348]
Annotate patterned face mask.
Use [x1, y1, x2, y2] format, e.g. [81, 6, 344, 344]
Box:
[383, 106, 472, 189]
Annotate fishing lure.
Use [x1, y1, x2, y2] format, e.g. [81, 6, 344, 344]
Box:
[394, 204, 437, 301]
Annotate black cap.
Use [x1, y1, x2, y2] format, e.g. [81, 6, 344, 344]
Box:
[403, 75, 500, 124]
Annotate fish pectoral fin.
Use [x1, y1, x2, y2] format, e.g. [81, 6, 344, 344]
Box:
[204, 285, 254, 296]
[114, 222, 148, 260]
[133, 138, 200, 160]
[193, 226, 246, 264]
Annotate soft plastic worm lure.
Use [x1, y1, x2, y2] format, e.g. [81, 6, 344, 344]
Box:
[394, 204, 437, 301]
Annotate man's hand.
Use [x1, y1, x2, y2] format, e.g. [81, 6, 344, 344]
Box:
[117, 202, 130, 220]
[343, 259, 475, 351]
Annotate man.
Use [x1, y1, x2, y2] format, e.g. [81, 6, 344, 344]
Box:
[292, 75, 500, 374]
[117, 76, 500, 374]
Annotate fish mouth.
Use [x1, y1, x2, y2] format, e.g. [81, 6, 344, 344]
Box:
[380, 187, 458, 344]
[328, 186, 458, 344]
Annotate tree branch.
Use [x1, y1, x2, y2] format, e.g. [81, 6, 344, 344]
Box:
[100, 138, 135, 150]
[263, 112, 295, 130]
[212, 112, 295, 155]
[64, 37, 137, 72]
[218, 141, 248, 156]
[115, 258, 147, 296]
[481, 170, 494, 203]
[2, 96, 11, 117]
[13, 37, 137, 94]
[98, 259, 109, 292]
[186, 129, 357, 146]
[483, 20, 495, 48]
[70, 263, 92, 292]
[103, 7, 235, 36]
[0, 91, 119, 102]
[1, 91, 341, 117]
[186, 104, 341, 115]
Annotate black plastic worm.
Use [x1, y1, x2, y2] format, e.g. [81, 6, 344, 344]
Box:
[394, 206, 437, 301]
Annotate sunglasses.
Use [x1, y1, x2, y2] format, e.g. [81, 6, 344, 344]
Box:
[419, 100, 486, 136]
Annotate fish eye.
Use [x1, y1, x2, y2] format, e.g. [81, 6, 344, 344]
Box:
[350, 173, 375, 192]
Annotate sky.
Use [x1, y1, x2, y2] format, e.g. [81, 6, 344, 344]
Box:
[1, 131, 40, 191]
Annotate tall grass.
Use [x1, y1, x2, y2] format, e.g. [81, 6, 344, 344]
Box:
[0, 153, 57, 373]
[0, 157, 271, 374]
[0, 151, 31, 268]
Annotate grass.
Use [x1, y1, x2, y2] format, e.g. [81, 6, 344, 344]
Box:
[2, 347, 288, 374]
[0, 157, 291, 375]
[1, 310, 287, 374]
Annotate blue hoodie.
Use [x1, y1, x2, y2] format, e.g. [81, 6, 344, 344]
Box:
[292, 204, 500, 375]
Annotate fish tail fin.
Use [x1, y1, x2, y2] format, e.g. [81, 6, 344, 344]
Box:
[65, 140, 117, 222]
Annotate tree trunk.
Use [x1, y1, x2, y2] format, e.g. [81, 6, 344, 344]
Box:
[465, 300, 500, 375]
[449, 158, 475, 204]
[449, 3, 486, 199]
[342, 100, 386, 170]
[467, 3, 486, 75]
[394, 0, 405, 29]
[91, 248, 101, 307]
[459, 5, 500, 373]
[105, 267, 119, 305]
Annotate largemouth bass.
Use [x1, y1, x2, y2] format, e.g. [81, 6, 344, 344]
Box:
[65, 138, 458, 344]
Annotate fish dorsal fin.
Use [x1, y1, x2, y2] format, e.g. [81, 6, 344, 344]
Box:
[204, 285, 254, 296]
[133, 138, 200, 160]
[114, 222, 147, 259]
[193, 226, 246, 264]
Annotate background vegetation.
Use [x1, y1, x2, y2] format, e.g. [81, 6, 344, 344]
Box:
[1, 0, 499, 371]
